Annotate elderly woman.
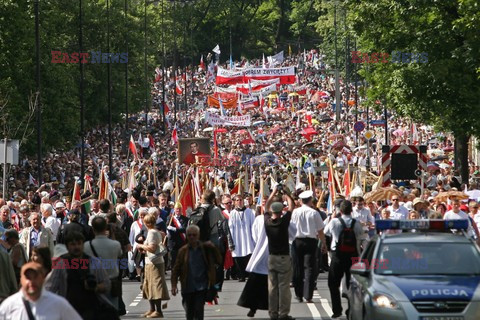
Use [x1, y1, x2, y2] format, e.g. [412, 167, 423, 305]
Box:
[137, 213, 169, 318]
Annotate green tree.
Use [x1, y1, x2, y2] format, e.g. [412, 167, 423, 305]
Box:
[343, 0, 480, 183]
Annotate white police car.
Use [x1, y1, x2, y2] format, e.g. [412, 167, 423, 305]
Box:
[347, 219, 480, 320]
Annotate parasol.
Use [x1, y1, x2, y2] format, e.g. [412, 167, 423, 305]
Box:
[364, 187, 402, 202]
[435, 190, 469, 202]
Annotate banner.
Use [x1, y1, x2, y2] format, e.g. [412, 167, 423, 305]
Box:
[244, 66, 295, 84]
[248, 83, 278, 97]
[216, 68, 244, 85]
[236, 78, 280, 94]
[216, 66, 296, 85]
[207, 95, 238, 109]
[205, 111, 251, 127]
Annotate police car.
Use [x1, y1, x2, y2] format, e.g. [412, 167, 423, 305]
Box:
[347, 219, 480, 320]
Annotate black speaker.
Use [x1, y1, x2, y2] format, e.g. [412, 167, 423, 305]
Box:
[391, 153, 418, 180]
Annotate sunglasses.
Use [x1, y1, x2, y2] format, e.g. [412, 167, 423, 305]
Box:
[223, 202, 232, 205]
[392, 199, 399, 201]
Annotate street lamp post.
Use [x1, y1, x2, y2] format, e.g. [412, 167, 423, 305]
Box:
[144, 0, 148, 128]
[107, 0, 113, 177]
[34, 0, 42, 185]
[124, 0, 129, 144]
[334, 1, 341, 121]
[79, 0, 85, 182]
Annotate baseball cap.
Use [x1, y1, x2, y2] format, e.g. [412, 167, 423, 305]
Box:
[55, 201, 66, 209]
[271, 202, 284, 213]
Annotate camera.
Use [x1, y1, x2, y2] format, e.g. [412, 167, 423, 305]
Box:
[85, 274, 98, 290]
[414, 169, 422, 177]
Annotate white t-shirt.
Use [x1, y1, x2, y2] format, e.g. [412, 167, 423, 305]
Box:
[0, 289, 82, 320]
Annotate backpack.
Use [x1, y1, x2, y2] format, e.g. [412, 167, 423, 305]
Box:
[188, 204, 213, 242]
[337, 218, 357, 254]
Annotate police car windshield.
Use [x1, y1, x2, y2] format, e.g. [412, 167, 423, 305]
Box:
[375, 242, 480, 275]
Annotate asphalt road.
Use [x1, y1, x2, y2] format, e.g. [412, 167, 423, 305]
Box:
[121, 271, 348, 320]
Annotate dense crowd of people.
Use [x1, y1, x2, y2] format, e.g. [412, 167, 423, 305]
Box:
[1, 50, 479, 319]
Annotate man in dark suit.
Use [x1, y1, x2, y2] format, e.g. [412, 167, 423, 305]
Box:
[167, 202, 189, 269]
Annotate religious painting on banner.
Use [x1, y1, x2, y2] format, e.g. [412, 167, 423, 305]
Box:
[178, 138, 211, 165]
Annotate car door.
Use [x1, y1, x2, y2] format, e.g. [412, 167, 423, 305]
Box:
[349, 239, 376, 318]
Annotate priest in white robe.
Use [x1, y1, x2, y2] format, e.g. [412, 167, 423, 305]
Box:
[228, 194, 255, 282]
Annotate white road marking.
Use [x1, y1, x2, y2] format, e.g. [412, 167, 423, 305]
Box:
[306, 301, 322, 319]
[315, 290, 334, 316]
[320, 298, 333, 316]
[129, 293, 143, 307]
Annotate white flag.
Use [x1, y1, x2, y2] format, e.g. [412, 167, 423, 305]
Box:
[267, 51, 284, 66]
[212, 44, 221, 55]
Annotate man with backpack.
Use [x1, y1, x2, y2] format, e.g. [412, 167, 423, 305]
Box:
[188, 190, 226, 302]
[324, 200, 363, 318]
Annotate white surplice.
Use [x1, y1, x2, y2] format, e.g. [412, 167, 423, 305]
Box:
[228, 207, 255, 258]
[246, 215, 269, 275]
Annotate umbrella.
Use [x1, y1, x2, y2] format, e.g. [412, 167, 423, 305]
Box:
[427, 149, 444, 156]
[466, 190, 480, 200]
[316, 102, 328, 108]
[253, 120, 265, 126]
[308, 148, 322, 153]
[427, 162, 439, 172]
[241, 138, 255, 145]
[435, 190, 469, 202]
[303, 127, 317, 134]
[329, 134, 344, 140]
[331, 140, 346, 149]
[320, 117, 333, 123]
[203, 127, 214, 132]
[302, 142, 315, 148]
[431, 155, 448, 161]
[310, 92, 323, 103]
[237, 129, 247, 135]
[267, 125, 281, 135]
[364, 187, 403, 202]
[439, 163, 450, 169]
[215, 128, 228, 133]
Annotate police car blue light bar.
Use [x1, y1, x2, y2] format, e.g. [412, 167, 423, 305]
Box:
[376, 219, 469, 231]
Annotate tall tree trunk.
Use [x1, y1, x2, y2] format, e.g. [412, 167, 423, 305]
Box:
[455, 132, 470, 187]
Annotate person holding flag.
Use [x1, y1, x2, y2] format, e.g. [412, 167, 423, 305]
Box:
[166, 202, 189, 271]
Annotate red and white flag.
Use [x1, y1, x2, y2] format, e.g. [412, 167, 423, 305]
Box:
[200, 55, 205, 70]
[129, 135, 139, 160]
[411, 123, 419, 144]
[28, 173, 38, 187]
[171, 124, 178, 145]
[176, 80, 183, 95]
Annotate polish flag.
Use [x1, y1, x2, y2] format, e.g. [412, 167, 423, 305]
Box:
[411, 123, 419, 144]
[176, 81, 183, 95]
[200, 55, 205, 71]
[129, 135, 138, 160]
[171, 124, 178, 145]
[162, 101, 170, 114]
